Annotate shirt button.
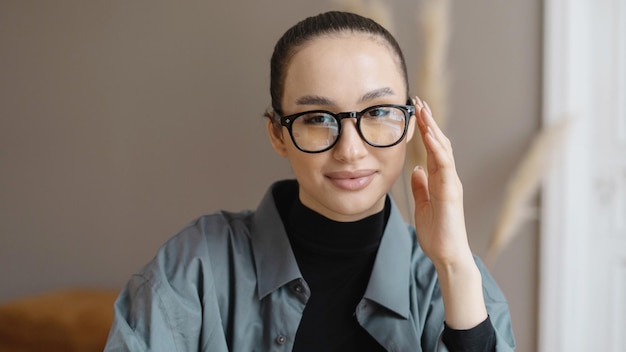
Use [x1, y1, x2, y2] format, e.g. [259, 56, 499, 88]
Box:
[276, 335, 287, 345]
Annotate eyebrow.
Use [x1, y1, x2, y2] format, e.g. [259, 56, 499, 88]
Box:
[357, 87, 395, 103]
[295, 95, 335, 106]
[294, 87, 396, 107]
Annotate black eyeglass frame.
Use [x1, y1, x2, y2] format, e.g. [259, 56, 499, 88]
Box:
[277, 103, 416, 153]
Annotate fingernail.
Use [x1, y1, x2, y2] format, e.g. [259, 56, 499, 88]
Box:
[414, 165, 423, 171]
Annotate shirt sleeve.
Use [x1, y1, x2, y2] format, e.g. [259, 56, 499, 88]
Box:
[428, 255, 516, 352]
[477, 257, 516, 351]
[437, 257, 516, 352]
[103, 223, 230, 352]
[441, 315, 496, 352]
[104, 273, 180, 352]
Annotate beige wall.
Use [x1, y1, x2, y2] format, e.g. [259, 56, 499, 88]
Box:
[447, 2, 541, 352]
[0, 1, 540, 350]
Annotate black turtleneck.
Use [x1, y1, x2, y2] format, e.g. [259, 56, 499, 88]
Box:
[274, 182, 387, 351]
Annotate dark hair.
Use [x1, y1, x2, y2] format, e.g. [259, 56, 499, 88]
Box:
[268, 11, 410, 119]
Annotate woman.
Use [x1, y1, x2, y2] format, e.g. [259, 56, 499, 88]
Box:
[105, 11, 515, 351]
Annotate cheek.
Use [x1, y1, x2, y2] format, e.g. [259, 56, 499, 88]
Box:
[379, 146, 407, 172]
[285, 149, 323, 175]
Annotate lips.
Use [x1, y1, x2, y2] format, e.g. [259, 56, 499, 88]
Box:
[325, 169, 377, 191]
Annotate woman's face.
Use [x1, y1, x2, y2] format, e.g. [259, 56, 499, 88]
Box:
[268, 33, 415, 222]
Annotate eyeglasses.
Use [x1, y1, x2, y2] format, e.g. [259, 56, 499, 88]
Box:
[276, 104, 415, 153]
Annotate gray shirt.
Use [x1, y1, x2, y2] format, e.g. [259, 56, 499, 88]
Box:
[105, 180, 515, 351]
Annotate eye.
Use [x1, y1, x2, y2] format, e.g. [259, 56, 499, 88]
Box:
[365, 107, 391, 118]
[302, 113, 335, 125]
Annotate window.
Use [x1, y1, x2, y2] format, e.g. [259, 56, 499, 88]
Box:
[540, 0, 626, 351]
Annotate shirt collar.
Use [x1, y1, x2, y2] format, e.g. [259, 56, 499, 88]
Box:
[250, 181, 302, 300]
[362, 198, 412, 319]
[250, 180, 413, 319]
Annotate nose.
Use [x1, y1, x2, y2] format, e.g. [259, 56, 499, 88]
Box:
[332, 119, 368, 162]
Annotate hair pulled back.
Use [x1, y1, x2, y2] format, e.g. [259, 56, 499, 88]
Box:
[269, 11, 409, 117]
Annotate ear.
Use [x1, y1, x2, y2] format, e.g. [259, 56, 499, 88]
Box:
[266, 118, 289, 157]
[405, 113, 417, 142]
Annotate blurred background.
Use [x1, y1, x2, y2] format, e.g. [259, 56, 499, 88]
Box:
[0, 0, 541, 350]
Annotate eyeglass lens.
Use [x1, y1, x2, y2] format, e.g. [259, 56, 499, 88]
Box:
[290, 106, 406, 152]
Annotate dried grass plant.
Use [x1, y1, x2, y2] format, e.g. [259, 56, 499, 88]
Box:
[409, 0, 451, 167]
[403, 0, 451, 222]
[484, 118, 573, 267]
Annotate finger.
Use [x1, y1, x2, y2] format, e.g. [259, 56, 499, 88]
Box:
[413, 96, 454, 168]
[421, 100, 451, 150]
[416, 107, 443, 152]
[411, 165, 430, 207]
[416, 108, 455, 175]
[414, 95, 425, 111]
[424, 100, 433, 115]
[414, 96, 444, 147]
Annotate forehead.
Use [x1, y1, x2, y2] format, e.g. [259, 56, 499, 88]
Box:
[282, 33, 406, 107]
